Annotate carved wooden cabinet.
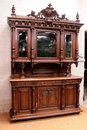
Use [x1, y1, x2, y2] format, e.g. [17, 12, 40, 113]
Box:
[8, 4, 83, 121]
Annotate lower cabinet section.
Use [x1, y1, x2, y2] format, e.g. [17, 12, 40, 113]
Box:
[10, 76, 82, 121]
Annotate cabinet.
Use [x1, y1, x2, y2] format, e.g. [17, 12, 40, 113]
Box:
[8, 4, 83, 121]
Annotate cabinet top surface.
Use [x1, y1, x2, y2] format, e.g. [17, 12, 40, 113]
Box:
[9, 75, 82, 82]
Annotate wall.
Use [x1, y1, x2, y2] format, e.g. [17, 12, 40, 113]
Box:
[0, 0, 85, 113]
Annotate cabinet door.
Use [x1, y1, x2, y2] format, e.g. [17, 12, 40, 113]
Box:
[61, 31, 75, 62]
[15, 28, 31, 61]
[37, 86, 60, 111]
[12, 87, 31, 115]
[32, 29, 60, 63]
[62, 85, 76, 109]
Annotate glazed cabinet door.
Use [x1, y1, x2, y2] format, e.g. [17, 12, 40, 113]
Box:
[32, 29, 60, 63]
[12, 87, 31, 115]
[14, 28, 31, 62]
[36, 86, 61, 111]
[62, 85, 76, 110]
[61, 31, 76, 62]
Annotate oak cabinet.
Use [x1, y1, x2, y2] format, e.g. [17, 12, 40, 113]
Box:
[8, 4, 83, 121]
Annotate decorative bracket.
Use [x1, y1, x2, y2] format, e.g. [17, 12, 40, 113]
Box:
[19, 62, 27, 78]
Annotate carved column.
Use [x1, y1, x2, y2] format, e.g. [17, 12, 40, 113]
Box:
[75, 30, 79, 67]
[12, 87, 17, 115]
[61, 85, 65, 109]
[60, 29, 64, 67]
[11, 27, 15, 77]
[31, 27, 35, 68]
[76, 84, 80, 108]
[32, 86, 36, 113]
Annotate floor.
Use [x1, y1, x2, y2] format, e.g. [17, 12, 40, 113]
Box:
[1, 106, 87, 130]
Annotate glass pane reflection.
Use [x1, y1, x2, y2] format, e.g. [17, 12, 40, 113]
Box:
[37, 32, 56, 57]
[19, 30, 27, 57]
[65, 34, 72, 58]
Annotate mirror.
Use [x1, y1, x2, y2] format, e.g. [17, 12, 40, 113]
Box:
[18, 30, 27, 57]
[65, 34, 72, 58]
[37, 32, 56, 57]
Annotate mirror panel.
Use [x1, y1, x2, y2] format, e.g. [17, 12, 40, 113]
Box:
[65, 34, 72, 58]
[37, 32, 56, 57]
[18, 30, 27, 57]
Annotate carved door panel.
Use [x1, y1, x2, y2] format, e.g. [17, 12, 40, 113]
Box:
[37, 86, 60, 111]
[62, 85, 76, 110]
[12, 87, 31, 115]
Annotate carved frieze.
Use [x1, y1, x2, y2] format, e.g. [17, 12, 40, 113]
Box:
[11, 78, 81, 87]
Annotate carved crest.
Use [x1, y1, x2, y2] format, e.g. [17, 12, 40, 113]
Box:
[27, 4, 68, 20]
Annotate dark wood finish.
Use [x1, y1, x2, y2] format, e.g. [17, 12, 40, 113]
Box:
[8, 4, 83, 121]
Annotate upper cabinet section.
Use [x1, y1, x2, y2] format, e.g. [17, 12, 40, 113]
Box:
[8, 4, 83, 65]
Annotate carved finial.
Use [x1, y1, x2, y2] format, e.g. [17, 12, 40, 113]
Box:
[76, 12, 80, 22]
[48, 3, 52, 8]
[11, 5, 16, 16]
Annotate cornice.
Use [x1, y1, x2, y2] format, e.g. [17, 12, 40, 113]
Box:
[8, 4, 83, 30]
